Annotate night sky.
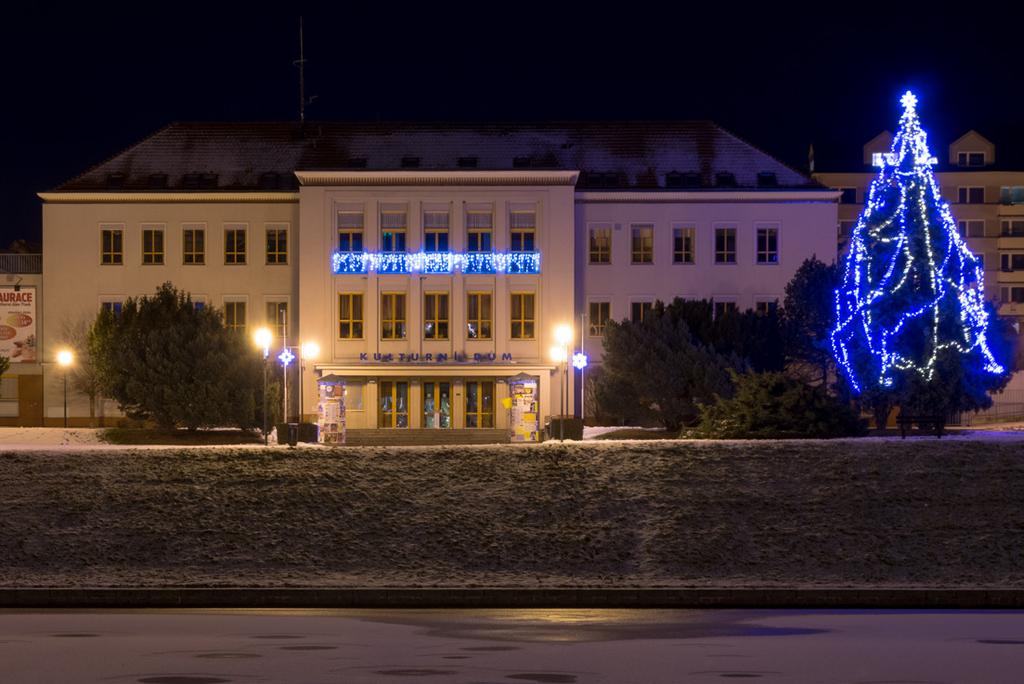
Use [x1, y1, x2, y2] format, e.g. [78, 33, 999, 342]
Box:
[2, 4, 1022, 247]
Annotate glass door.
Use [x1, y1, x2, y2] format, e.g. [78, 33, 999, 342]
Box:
[379, 381, 409, 428]
[423, 382, 452, 429]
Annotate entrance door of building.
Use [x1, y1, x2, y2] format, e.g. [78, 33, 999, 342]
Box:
[422, 381, 451, 429]
[378, 380, 409, 428]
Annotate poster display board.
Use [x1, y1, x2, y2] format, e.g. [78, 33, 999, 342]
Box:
[0, 287, 36, 363]
[316, 374, 346, 445]
[507, 373, 539, 442]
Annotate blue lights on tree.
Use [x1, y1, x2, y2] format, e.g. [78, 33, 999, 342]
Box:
[831, 91, 1005, 396]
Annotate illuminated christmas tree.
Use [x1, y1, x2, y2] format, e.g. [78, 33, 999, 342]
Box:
[831, 91, 1008, 413]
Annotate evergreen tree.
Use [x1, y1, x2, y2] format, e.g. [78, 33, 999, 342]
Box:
[783, 257, 839, 385]
[831, 91, 1010, 419]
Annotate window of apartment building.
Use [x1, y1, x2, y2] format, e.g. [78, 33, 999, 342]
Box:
[466, 210, 493, 252]
[839, 221, 856, 239]
[510, 292, 535, 339]
[673, 226, 695, 264]
[224, 225, 247, 264]
[589, 226, 611, 264]
[100, 226, 123, 265]
[1001, 286, 1024, 304]
[380, 209, 407, 252]
[338, 293, 364, 339]
[423, 211, 450, 252]
[1001, 253, 1024, 272]
[714, 300, 738, 318]
[183, 225, 206, 264]
[465, 380, 495, 428]
[756, 225, 779, 264]
[755, 299, 778, 316]
[839, 188, 857, 204]
[957, 152, 986, 167]
[467, 292, 492, 339]
[510, 210, 536, 251]
[381, 292, 407, 339]
[958, 187, 985, 204]
[265, 226, 288, 264]
[423, 292, 449, 340]
[958, 220, 986, 238]
[266, 300, 288, 340]
[1002, 220, 1024, 237]
[630, 301, 652, 323]
[715, 226, 737, 263]
[588, 301, 610, 337]
[223, 300, 246, 333]
[337, 210, 364, 251]
[631, 224, 654, 263]
[100, 300, 123, 316]
[1000, 186, 1024, 205]
[141, 226, 164, 265]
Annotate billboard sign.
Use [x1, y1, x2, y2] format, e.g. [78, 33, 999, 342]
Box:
[0, 287, 37, 363]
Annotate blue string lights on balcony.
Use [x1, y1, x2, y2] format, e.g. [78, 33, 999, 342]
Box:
[331, 251, 541, 275]
[830, 91, 1004, 394]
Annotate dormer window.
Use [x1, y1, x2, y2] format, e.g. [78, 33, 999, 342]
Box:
[957, 152, 986, 167]
[714, 172, 737, 188]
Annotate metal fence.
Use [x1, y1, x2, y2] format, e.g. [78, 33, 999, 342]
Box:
[0, 254, 42, 274]
[950, 389, 1024, 426]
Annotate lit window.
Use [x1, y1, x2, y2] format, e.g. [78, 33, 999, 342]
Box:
[467, 292, 492, 339]
[338, 293, 363, 339]
[265, 301, 287, 340]
[510, 293, 535, 339]
[224, 301, 246, 333]
[589, 227, 611, 264]
[715, 227, 737, 263]
[756, 226, 779, 264]
[673, 226, 695, 264]
[337, 211, 364, 251]
[423, 292, 449, 340]
[465, 380, 495, 428]
[423, 211, 450, 252]
[630, 301, 652, 323]
[183, 226, 205, 265]
[381, 210, 407, 252]
[100, 227, 123, 265]
[631, 224, 653, 263]
[589, 301, 610, 336]
[379, 381, 409, 428]
[224, 226, 247, 264]
[510, 210, 536, 251]
[467, 211, 493, 252]
[266, 227, 288, 264]
[142, 227, 164, 265]
[381, 292, 407, 339]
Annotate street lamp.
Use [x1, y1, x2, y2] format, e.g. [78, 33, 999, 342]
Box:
[299, 341, 320, 424]
[56, 349, 73, 428]
[551, 323, 573, 441]
[253, 327, 273, 445]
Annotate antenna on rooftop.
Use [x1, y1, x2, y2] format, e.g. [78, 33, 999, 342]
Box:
[295, 17, 307, 123]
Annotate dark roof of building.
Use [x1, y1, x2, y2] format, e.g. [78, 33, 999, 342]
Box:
[51, 121, 823, 193]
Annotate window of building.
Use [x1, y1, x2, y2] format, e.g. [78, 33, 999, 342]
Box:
[510, 210, 536, 251]
[589, 226, 611, 264]
[466, 210, 493, 252]
[100, 300, 123, 316]
[715, 226, 737, 263]
[141, 226, 164, 265]
[1001, 286, 1024, 304]
[465, 380, 495, 428]
[100, 226, 123, 265]
[958, 220, 984, 238]
[380, 209, 407, 252]
[673, 226, 695, 264]
[423, 292, 449, 340]
[957, 152, 986, 167]
[381, 292, 407, 339]
[714, 300, 738, 318]
[839, 188, 857, 204]
[839, 221, 856, 238]
[755, 299, 778, 315]
[1001, 254, 1024, 272]
[266, 226, 287, 264]
[379, 380, 409, 428]
[958, 187, 985, 204]
[631, 224, 654, 263]
[756, 225, 779, 264]
[423, 211, 449, 252]
[630, 301, 652, 323]
[266, 300, 287, 340]
[223, 300, 246, 333]
[338, 293, 363, 339]
[510, 293, 535, 339]
[1000, 186, 1024, 205]
[183, 225, 206, 264]
[589, 301, 610, 337]
[337, 211, 364, 252]
[467, 292, 492, 339]
[224, 226, 247, 264]
[1002, 220, 1024, 237]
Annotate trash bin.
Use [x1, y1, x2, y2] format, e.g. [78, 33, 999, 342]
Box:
[286, 422, 299, 447]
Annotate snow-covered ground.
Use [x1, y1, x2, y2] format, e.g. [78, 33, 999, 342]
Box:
[2, 437, 1024, 589]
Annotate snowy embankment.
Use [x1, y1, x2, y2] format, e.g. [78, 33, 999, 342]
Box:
[2, 437, 1023, 588]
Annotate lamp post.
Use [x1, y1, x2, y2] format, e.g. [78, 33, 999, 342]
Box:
[299, 341, 320, 424]
[56, 349, 73, 428]
[552, 324, 573, 441]
[253, 327, 272, 445]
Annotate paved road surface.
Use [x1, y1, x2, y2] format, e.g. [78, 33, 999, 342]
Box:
[2, 608, 1023, 683]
